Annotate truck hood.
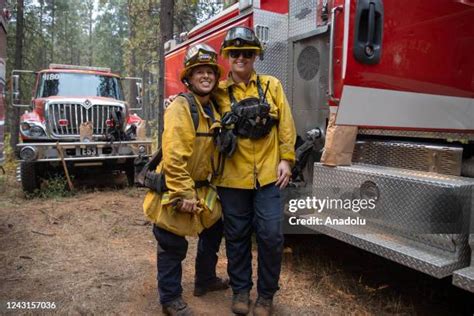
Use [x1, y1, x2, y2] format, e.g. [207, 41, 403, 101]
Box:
[43, 96, 125, 106]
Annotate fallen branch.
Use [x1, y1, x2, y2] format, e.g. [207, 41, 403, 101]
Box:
[130, 219, 151, 226]
[31, 230, 56, 237]
[2, 277, 24, 281]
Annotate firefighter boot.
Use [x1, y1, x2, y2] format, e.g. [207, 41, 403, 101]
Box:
[253, 297, 273, 316]
[231, 291, 251, 315]
[193, 277, 230, 297]
[162, 297, 194, 316]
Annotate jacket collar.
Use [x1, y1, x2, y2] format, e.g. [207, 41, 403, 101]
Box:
[225, 70, 257, 88]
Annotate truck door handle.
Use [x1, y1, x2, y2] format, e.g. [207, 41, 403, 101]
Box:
[353, 0, 384, 64]
[328, 5, 343, 101]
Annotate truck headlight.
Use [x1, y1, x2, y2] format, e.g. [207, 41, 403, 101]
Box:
[21, 122, 31, 131]
[30, 126, 46, 137]
[20, 122, 46, 138]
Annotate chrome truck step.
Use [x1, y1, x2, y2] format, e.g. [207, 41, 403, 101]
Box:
[297, 218, 467, 278]
[302, 163, 474, 279]
[453, 266, 474, 292]
[453, 234, 474, 292]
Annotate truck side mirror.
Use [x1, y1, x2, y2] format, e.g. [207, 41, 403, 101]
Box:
[11, 70, 35, 107]
[12, 74, 20, 103]
[123, 76, 144, 111]
[136, 82, 143, 106]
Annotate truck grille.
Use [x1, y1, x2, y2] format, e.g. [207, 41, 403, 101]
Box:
[46, 102, 125, 137]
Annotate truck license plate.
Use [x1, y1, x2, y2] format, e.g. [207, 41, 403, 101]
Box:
[80, 147, 97, 156]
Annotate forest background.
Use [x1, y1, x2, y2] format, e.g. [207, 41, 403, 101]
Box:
[4, 0, 237, 149]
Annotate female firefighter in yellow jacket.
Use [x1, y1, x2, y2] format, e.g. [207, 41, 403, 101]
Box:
[143, 44, 228, 316]
[213, 26, 296, 316]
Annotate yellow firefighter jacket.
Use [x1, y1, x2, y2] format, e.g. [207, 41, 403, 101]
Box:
[213, 71, 296, 189]
[143, 95, 222, 236]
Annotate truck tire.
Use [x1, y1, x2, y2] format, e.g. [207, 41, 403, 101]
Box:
[20, 162, 41, 193]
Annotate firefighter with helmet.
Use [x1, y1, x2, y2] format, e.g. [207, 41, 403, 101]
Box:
[214, 26, 296, 316]
[143, 43, 229, 316]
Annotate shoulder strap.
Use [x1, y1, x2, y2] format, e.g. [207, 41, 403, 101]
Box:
[178, 92, 215, 137]
[256, 76, 264, 99]
[210, 96, 220, 115]
[178, 93, 199, 131]
[227, 85, 237, 108]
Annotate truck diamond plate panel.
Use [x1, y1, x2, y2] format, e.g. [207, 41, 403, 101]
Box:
[253, 9, 289, 95]
[289, 0, 318, 37]
[453, 234, 474, 292]
[300, 221, 468, 278]
[353, 141, 463, 176]
[453, 266, 474, 292]
[308, 163, 473, 277]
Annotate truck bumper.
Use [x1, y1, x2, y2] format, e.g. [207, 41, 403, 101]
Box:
[17, 140, 153, 162]
[288, 163, 474, 291]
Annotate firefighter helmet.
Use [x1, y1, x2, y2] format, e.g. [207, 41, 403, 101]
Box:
[220, 26, 263, 57]
[179, 43, 224, 84]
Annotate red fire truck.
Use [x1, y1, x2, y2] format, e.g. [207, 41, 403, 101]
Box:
[164, 0, 474, 292]
[11, 64, 152, 193]
[0, 0, 8, 168]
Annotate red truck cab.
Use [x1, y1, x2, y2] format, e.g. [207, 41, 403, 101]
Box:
[11, 64, 152, 193]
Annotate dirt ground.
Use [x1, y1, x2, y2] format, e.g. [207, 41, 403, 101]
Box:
[0, 169, 473, 315]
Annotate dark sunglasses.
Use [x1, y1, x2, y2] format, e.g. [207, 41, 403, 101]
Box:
[228, 50, 255, 59]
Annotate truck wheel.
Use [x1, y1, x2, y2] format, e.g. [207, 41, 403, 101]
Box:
[20, 162, 41, 193]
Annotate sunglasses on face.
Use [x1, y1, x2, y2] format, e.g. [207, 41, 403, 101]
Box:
[228, 50, 255, 59]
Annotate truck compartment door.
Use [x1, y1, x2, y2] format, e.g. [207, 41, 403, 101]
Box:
[336, 0, 474, 130]
[290, 30, 330, 137]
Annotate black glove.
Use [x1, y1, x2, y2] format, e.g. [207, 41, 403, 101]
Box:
[215, 128, 237, 157]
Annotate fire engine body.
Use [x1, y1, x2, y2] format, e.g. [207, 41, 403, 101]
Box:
[0, 0, 7, 167]
[12, 64, 152, 193]
[164, 0, 474, 292]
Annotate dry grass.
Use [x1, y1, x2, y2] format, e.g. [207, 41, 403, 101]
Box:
[0, 167, 473, 315]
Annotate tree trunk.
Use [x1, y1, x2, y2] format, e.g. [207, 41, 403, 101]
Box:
[39, 0, 46, 68]
[50, 0, 55, 63]
[158, 0, 174, 146]
[9, 0, 24, 149]
[88, 0, 93, 66]
[127, 0, 137, 108]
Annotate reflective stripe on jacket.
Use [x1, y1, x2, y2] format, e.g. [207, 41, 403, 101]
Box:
[213, 71, 296, 189]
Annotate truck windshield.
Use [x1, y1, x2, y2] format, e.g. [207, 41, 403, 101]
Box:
[37, 72, 124, 100]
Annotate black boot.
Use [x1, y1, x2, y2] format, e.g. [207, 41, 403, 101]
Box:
[231, 291, 251, 315]
[162, 297, 194, 316]
[193, 277, 230, 297]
